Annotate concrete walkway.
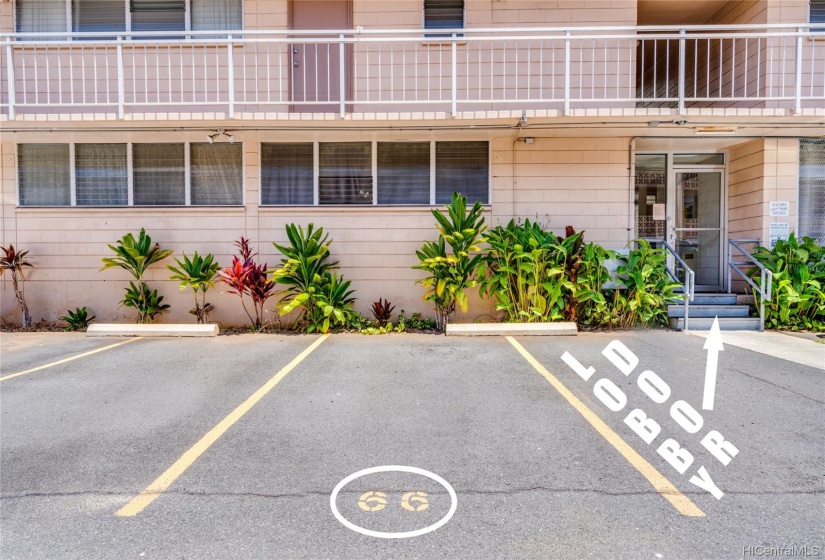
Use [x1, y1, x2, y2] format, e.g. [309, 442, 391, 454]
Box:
[687, 329, 825, 370]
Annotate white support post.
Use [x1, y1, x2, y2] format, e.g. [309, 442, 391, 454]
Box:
[794, 27, 803, 114]
[451, 33, 458, 117]
[227, 34, 235, 118]
[339, 33, 346, 117]
[116, 35, 125, 119]
[430, 141, 436, 205]
[371, 141, 377, 205]
[184, 142, 191, 206]
[5, 40, 15, 120]
[313, 141, 320, 205]
[127, 143, 134, 206]
[69, 143, 77, 206]
[678, 29, 686, 114]
[564, 31, 571, 116]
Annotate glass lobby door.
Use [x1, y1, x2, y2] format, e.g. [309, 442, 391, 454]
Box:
[671, 171, 724, 291]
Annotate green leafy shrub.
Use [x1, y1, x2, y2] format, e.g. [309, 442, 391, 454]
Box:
[395, 311, 437, 332]
[273, 224, 359, 333]
[168, 252, 220, 324]
[217, 238, 277, 329]
[413, 193, 486, 330]
[0, 244, 33, 328]
[573, 242, 619, 326]
[59, 307, 96, 331]
[610, 239, 682, 328]
[749, 233, 825, 331]
[101, 229, 172, 323]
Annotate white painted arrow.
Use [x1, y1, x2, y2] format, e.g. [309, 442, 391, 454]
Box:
[702, 317, 725, 410]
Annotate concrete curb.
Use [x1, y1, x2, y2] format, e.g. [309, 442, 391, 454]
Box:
[446, 322, 577, 336]
[87, 324, 219, 337]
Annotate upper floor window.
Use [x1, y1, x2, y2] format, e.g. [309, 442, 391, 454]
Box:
[424, 0, 464, 32]
[812, 0, 825, 26]
[15, 0, 243, 34]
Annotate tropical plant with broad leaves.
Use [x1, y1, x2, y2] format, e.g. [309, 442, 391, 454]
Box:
[168, 251, 220, 323]
[272, 223, 359, 333]
[59, 306, 96, 331]
[370, 298, 396, 327]
[0, 244, 34, 328]
[748, 233, 825, 331]
[121, 281, 170, 323]
[217, 238, 278, 329]
[413, 193, 486, 330]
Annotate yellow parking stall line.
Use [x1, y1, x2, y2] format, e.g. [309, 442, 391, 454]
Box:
[0, 338, 140, 382]
[115, 334, 329, 517]
[506, 336, 705, 518]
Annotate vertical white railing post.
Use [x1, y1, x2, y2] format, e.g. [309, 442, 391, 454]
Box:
[227, 34, 235, 118]
[564, 30, 571, 116]
[339, 33, 346, 117]
[116, 35, 125, 119]
[5, 38, 15, 119]
[678, 29, 686, 114]
[794, 26, 803, 114]
[451, 32, 457, 117]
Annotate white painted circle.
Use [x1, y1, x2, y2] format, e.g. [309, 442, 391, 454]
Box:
[330, 465, 457, 539]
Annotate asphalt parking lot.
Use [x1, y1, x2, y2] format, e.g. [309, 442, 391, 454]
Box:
[1, 330, 823, 560]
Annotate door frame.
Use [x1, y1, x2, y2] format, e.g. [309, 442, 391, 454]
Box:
[288, 0, 353, 112]
[635, 151, 729, 292]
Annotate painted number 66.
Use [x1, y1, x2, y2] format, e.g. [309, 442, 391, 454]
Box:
[357, 491, 429, 512]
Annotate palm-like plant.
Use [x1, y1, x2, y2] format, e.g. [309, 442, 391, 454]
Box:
[101, 229, 173, 323]
[413, 193, 486, 330]
[1, 244, 34, 328]
[168, 252, 220, 323]
[217, 237, 277, 329]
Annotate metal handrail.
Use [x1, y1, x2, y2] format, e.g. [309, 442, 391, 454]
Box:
[728, 239, 773, 332]
[662, 240, 695, 332]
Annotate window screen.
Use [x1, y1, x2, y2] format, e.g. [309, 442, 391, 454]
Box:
[133, 143, 185, 205]
[261, 143, 314, 205]
[192, 0, 242, 31]
[72, 0, 126, 32]
[18, 144, 71, 206]
[424, 0, 464, 30]
[377, 143, 430, 205]
[15, 0, 67, 33]
[799, 140, 825, 244]
[190, 143, 242, 205]
[319, 143, 372, 205]
[75, 144, 128, 206]
[435, 141, 489, 204]
[130, 0, 186, 32]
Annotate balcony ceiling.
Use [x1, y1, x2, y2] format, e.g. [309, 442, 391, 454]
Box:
[637, 0, 729, 25]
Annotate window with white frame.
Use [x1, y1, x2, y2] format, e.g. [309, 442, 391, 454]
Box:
[17, 143, 243, 206]
[260, 141, 489, 206]
[15, 0, 243, 34]
[423, 0, 464, 31]
[812, 0, 825, 26]
[799, 140, 825, 244]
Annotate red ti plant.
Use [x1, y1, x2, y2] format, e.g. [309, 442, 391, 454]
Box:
[1, 245, 33, 328]
[217, 237, 277, 329]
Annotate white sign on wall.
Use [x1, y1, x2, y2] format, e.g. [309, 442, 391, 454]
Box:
[769, 222, 790, 248]
[769, 201, 790, 217]
[652, 204, 666, 221]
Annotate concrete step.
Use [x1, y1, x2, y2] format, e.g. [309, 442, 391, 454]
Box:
[667, 304, 751, 318]
[669, 317, 761, 331]
[688, 293, 739, 305]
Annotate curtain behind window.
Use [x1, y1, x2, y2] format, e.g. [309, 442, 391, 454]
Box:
[72, 0, 126, 32]
[16, 0, 67, 33]
[133, 143, 185, 205]
[75, 143, 128, 205]
[377, 143, 430, 205]
[799, 140, 825, 244]
[435, 141, 489, 204]
[130, 0, 186, 32]
[261, 143, 314, 205]
[192, 0, 242, 31]
[319, 143, 372, 205]
[190, 143, 242, 205]
[18, 144, 71, 206]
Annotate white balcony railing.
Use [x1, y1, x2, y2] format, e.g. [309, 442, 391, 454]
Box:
[0, 24, 823, 119]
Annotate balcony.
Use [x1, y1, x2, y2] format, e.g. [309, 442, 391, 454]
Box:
[0, 24, 822, 120]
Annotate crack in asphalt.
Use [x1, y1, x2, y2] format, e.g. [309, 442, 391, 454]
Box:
[3, 487, 824, 501]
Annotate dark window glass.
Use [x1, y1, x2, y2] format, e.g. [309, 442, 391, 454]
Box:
[72, 0, 126, 33]
[130, 0, 185, 32]
[75, 143, 128, 205]
[18, 144, 71, 206]
[190, 143, 242, 205]
[133, 143, 185, 205]
[377, 143, 430, 205]
[424, 0, 464, 30]
[435, 141, 488, 204]
[319, 142, 372, 205]
[261, 143, 314, 205]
